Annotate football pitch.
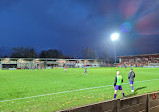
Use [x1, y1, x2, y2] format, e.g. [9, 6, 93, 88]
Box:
[0, 67, 159, 111]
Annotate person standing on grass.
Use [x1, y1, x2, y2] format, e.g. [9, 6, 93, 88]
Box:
[42, 66, 44, 70]
[128, 68, 135, 92]
[115, 65, 117, 70]
[64, 65, 67, 71]
[124, 65, 127, 69]
[83, 66, 87, 75]
[114, 71, 125, 99]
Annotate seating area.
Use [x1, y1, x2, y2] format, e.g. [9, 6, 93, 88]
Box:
[118, 53, 159, 67]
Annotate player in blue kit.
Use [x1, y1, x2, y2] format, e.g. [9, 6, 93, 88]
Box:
[128, 68, 135, 92]
[124, 65, 127, 69]
[83, 66, 87, 75]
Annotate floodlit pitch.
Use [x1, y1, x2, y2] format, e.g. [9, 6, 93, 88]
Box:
[0, 67, 159, 111]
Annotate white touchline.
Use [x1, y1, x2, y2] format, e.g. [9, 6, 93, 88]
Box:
[0, 79, 159, 103]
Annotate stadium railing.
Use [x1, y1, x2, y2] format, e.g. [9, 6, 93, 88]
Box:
[58, 91, 159, 112]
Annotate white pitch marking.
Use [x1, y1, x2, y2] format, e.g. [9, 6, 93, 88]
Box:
[0, 79, 158, 103]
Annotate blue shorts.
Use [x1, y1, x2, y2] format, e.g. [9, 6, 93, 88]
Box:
[129, 81, 134, 84]
[114, 85, 122, 90]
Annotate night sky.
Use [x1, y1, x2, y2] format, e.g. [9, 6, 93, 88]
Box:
[0, 0, 159, 57]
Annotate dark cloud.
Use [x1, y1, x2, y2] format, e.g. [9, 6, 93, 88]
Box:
[0, 0, 21, 10]
[0, 0, 159, 57]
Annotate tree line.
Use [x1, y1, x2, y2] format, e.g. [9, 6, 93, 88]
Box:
[0, 47, 115, 63]
[6, 47, 70, 59]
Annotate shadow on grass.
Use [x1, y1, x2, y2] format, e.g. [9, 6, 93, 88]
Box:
[126, 86, 147, 98]
[126, 92, 138, 97]
[135, 86, 147, 92]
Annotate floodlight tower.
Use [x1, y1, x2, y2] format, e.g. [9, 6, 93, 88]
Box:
[111, 33, 119, 64]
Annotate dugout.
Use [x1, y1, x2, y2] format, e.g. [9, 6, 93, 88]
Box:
[17, 59, 34, 69]
[45, 59, 58, 68]
[1, 58, 18, 70]
[2, 64, 17, 70]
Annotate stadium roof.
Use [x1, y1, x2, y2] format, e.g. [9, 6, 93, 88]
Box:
[0, 58, 104, 61]
[118, 53, 159, 58]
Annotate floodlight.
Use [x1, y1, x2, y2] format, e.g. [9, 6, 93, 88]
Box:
[110, 32, 120, 64]
[111, 33, 119, 41]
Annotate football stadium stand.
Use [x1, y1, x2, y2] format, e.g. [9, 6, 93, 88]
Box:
[0, 58, 108, 70]
[118, 53, 159, 67]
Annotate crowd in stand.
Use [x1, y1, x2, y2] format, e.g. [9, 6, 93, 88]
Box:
[120, 57, 159, 67]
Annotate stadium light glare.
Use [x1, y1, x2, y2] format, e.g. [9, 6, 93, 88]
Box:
[110, 32, 120, 64]
[111, 33, 119, 41]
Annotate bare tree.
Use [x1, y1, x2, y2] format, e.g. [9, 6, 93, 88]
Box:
[83, 48, 97, 59]
[101, 51, 109, 59]
[40, 49, 64, 58]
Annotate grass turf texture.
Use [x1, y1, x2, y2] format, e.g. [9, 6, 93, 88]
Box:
[0, 67, 159, 111]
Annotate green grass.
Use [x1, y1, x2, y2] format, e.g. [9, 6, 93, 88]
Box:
[0, 67, 159, 112]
